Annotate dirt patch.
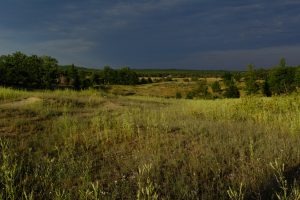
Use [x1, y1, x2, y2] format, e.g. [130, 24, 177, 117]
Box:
[0, 97, 42, 108]
[104, 101, 123, 111]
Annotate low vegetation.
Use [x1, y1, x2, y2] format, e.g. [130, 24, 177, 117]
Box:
[0, 87, 299, 199]
[1, 52, 299, 98]
[1, 52, 300, 199]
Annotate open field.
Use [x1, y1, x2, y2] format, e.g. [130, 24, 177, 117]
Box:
[0, 87, 300, 199]
[101, 78, 233, 98]
[108, 81, 198, 97]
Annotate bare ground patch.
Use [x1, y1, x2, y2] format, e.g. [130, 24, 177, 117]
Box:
[0, 97, 42, 108]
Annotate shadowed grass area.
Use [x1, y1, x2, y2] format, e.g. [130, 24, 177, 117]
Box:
[0, 87, 299, 199]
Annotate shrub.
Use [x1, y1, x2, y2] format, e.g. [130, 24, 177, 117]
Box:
[186, 91, 194, 99]
[175, 92, 182, 99]
[211, 81, 222, 93]
[191, 77, 198, 82]
[224, 85, 240, 98]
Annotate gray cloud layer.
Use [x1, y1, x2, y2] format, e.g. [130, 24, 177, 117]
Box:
[0, 0, 299, 69]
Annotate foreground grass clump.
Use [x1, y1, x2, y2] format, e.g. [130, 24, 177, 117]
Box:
[0, 87, 299, 199]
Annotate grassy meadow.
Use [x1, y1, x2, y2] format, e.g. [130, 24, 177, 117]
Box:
[101, 77, 224, 98]
[0, 86, 300, 199]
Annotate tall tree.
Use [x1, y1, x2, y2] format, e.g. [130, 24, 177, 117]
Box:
[244, 64, 259, 95]
[118, 67, 139, 85]
[211, 81, 221, 93]
[102, 66, 116, 84]
[295, 67, 300, 88]
[222, 72, 234, 87]
[91, 72, 100, 86]
[268, 67, 296, 94]
[0, 55, 7, 85]
[224, 84, 240, 98]
[262, 79, 272, 97]
[41, 56, 59, 89]
[68, 64, 81, 90]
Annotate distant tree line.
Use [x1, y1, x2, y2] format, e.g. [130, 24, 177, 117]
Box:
[210, 58, 299, 98]
[135, 69, 228, 78]
[0, 52, 150, 90]
[0, 52, 59, 89]
[1, 52, 299, 97]
[243, 58, 300, 96]
[179, 58, 299, 99]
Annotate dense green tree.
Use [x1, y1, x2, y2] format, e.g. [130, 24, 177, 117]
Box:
[295, 67, 300, 88]
[0, 55, 8, 85]
[68, 64, 81, 90]
[233, 72, 242, 82]
[91, 72, 100, 86]
[262, 79, 272, 97]
[175, 92, 182, 99]
[140, 77, 147, 84]
[268, 67, 296, 94]
[102, 66, 117, 84]
[7, 52, 28, 87]
[0, 52, 59, 89]
[255, 68, 269, 80]
[117, 67, 139, 85]
[222, 72, 234, 87]
[101, 66, 139, 85]
[147, 77, 153, 83]
[186, 91, 194, 99]
[211, 81, 221, 93]
[244, 64, 259, 95]
[40, 56, 58, 89]
[224, 84, 240, 98]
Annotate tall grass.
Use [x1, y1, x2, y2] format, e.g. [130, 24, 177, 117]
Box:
[0, 87, 299, 199]
[0, 87, 28, 102]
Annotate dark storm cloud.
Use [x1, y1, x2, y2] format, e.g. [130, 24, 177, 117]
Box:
[1, 0, 300, 69]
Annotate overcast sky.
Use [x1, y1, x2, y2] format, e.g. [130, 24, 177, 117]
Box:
[1, 0, 300, 69]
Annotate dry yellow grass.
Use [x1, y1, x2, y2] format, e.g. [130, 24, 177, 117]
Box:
[0, 87, 299, 199]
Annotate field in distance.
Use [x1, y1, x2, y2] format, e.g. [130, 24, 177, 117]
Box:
[0, 87, 300, 199]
